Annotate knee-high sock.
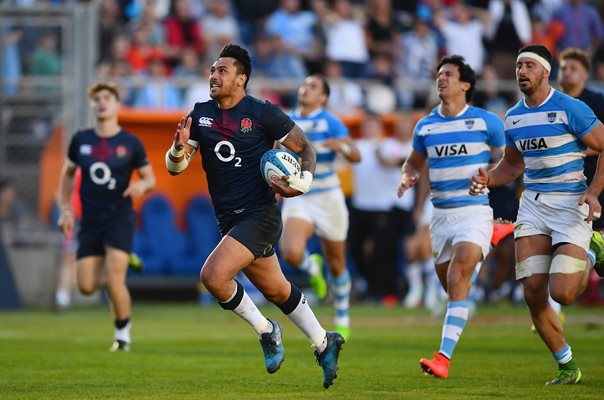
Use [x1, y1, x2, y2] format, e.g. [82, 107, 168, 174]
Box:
[219, 280, 271, 337]
[278, 284, 327, 351]
[438, 300, 469, 359]
[298, 251, 320, 276]
[333, 269, 351, 327]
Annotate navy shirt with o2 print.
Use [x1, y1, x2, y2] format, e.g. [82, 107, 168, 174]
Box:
[67, 129, 149, 218]
[186, 96, 295, 218]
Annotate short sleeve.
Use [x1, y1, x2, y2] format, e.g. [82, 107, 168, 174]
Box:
[261, 101, 296, 141]
[67, 134, 79, 165]
[504, 130, 516, 148]
[412, 123, 427, 154]
[187, 109, 201, 149]
[486, 112, 505, 147]
[328, 115, 349, 139]
[131, 136, 150, 169]
[568, 98, 598, 139]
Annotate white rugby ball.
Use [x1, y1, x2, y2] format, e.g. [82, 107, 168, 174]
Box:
[260, 149, 301, 186]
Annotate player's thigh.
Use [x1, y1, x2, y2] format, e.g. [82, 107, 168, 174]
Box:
[320, 238, 346, 276]
[549, 243, 588, 301]
[201, 235, 255, 284]
[280, 217, 314, 256]
[515, 235, 551, 262]
[244, 254, 291, 299]
[76, 255, 104, 292]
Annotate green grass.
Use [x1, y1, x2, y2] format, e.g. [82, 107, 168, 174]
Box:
[1, 303, 603, 399]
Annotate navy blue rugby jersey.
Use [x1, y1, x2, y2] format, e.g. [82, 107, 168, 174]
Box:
[186, 96, 295, 217]
[67, 129, 149, 216]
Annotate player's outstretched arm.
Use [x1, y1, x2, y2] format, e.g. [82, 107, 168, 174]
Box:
[123, 164, 156, 198]
[166, 116, 196, 176]
[275, 124, 316, 197]
[469, 145, 524, 195]
[325, 137, 361, 163]
[398, 150, 426, 198]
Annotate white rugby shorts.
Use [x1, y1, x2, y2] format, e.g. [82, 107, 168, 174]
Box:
[430, 204, 493, 264]
[281, 189, 349, 241]
[514, 190, 592, 252]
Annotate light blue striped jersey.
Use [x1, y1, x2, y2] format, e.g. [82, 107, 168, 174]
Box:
[413, 105, 505, 207]
[290, 108, 349, 194]
[504, 89, 598, 193]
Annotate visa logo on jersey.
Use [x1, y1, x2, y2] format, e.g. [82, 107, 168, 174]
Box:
[434, 144, 468, 157]
[517, 138, 547, 151]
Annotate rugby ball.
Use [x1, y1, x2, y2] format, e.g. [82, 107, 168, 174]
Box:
[260, 149, 301, 186]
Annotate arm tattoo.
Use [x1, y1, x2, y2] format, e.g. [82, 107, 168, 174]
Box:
[283, 125, 316, 174]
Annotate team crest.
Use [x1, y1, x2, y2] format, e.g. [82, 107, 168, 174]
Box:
[116, 145, 128, 158]
[240, 117, 253, 133]
[465, 119, 475, 129]
[547, 112, 557, 123]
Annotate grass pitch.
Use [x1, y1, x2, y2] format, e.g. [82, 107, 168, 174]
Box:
[1, 302, 603, 399]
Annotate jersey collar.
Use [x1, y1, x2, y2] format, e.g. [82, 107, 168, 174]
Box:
[437, 104, 468, 118]
[522, 87, 555, 109]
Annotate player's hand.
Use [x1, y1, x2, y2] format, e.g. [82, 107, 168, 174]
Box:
[579, 191, 601, 222]
[173, 116, 192, 150]
[469, 168, 490, 196]
[397, 173, 419, 198]
[123, 181, 147, 198]
[57, 209, 74, 237]
[270, 176, 304, 197]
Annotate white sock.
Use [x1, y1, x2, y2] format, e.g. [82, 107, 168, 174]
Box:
[114, 322, 132, 343]
[299, 251, 319, 276]
[404, 261, 423, 308]
[230, 290, 272, 337]
[548, 294, 562, 315]
[285, 292, 327, 352]
[55, 289, 70, 308]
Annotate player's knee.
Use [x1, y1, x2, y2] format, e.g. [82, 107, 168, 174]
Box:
[280, 246, 304, 267]
[550, 289, 574, 306]
[200, 267, 220, 293]
[78, 281, 97, 295]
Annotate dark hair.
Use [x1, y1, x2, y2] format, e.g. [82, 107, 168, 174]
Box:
[436, 55, 476, 103]
[219, 43, 252, 89]
[87, 82, 120, 101]
[559, 47, 591, 72]
[310, 74, 330, 98]
[518, 44, 552, 66]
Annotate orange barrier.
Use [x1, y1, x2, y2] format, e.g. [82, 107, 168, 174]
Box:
[39, 109, 423, 225]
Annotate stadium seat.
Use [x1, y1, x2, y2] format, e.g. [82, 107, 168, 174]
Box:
[133, 194, 184, 276]
[170, 195, 221, 276]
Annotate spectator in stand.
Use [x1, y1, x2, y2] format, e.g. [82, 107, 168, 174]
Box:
[173, 47, 201, 78]
[126, 0, 166, 48]
[396, 15, 439, 109]
[98, 0, 125, 64]
[529, 14, 565, 55]
[2, 26, 22, 95]
[183, 61, 211, 110]
[97, 58, 135, 105]
[551, 0, 603, 55]
[365, 0, 400, 60]
[133, 57, 182, 109]
[433, 1, 487, 74]
[251, 33, 308, 80]
[473, 64, 516, 116]
[30, 31, 62, 92]
[526, 0, 563, 25]
[202, 0, 241, 60]
[323, 59, 364, 115]
[484, 0, 531, 80]
[164, 0, 204, 66]
[324, 0, 370, 79]
[231, 0, 280, 45]
[126, 25, 164, 74]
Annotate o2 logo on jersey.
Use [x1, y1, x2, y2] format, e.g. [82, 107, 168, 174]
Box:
[214, 140, 242, 167]
[89, 162, 117, 190]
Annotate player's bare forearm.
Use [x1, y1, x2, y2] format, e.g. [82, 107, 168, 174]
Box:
[282, 125, 316, 174]
[58, 163, 76, 210]
[581, 123, 604, 197]
[587, 150, 604, 198]
[486, 146, 524, 188]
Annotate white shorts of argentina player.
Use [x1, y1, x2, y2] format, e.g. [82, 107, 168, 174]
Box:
[281, 189, 349, 242]
[430, 205, 493, 265]
[514, 190, 592, 279]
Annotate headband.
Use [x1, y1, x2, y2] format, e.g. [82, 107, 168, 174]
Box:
[517, 52, 551, 72]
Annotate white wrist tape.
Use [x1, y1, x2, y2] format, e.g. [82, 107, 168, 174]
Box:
[170, 144, 185, 158]
[165, 149, 189, 173]
[287, 171, 313, 194]
[340, 143, 352, 156]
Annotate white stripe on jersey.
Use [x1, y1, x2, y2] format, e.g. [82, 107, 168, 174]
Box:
[296, 119, 329, 134]
[513, 133, 579, 152]
[418, 118, 487, 136]
[426, 141, 490, 158]
[431, 188, 472, 200]
[429, 164, 487, 182]
[524, 170, 585, 184]
[504, 110, 568, 130]
[524, 153, 585, 170]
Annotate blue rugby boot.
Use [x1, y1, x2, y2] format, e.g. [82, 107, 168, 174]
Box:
[315, 332, 345, 389]
[259, 319, 284, 374]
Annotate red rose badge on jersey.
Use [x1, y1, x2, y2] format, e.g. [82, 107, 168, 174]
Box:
[240, 117, 253, 134]
[116, 145, 128, 158]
